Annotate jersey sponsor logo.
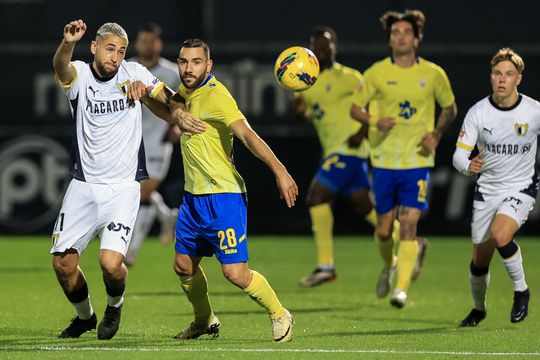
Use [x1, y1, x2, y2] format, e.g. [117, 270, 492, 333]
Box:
[107, 221, 131, 236]
[484, 142, 531, 155]
[387, 81, 397, 85]
[515, 123, 529, 136]
[399, 100, 416, 120]
[85, 98, 129, 114]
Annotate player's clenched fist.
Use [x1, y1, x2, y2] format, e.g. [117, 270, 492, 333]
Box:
[63, 20, 87, 43]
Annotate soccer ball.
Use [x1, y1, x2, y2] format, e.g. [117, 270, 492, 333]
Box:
[274, 46, 319, 92]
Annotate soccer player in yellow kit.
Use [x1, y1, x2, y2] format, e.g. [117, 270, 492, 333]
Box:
[132, 39, 297, 342]
[292, 26, 401, 292]
[351, 10, 457, 308]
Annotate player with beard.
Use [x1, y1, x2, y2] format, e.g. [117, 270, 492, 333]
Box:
[130, 38, 297, 342]
[51, 20, 202, 340]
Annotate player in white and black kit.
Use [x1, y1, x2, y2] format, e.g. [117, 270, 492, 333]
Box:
[50, 20, 202, 340]
[453, 48, 537, 327]
[124, 23, 182, 266]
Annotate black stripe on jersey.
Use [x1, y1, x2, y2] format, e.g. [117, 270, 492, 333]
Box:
[69, 97, 86, 181]
[473, 183, 485, 201]
[488, 94, 522, 111]
[520, 169, 539, 198]
[135, 137, 149, 181]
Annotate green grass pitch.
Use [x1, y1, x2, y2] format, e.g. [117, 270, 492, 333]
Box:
[1, 236, 539, 359]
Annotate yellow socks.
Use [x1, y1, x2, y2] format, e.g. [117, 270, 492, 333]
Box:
[180, 266, 213, 322]
[364, 209, 377, 227]
[376, 234, 394, 268]
[309, 203, 334, 267]
[395, 240, 419, 291]
[243, 270, 286, 320]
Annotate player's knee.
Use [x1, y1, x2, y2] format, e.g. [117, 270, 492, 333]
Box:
[222, 267, 250, 288]
[52, 254, 77, 278]
[100, 261, 124, 279]
[376, 226, 393, 241]
[173, 260, 194, 277]
[490, 227, 512, 247]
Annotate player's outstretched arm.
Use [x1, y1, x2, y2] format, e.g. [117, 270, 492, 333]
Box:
[53, 19, 86, 85]
[230, 119, 298, 208]
[128, 81, 178, 124]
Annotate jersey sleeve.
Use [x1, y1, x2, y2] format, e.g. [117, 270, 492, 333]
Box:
[57, 60, 86, 100]
[212, 89, 245, 126]
[351, 68, 376, 108]
[433, 66, 455, 109]
[132, 63, 165, 99]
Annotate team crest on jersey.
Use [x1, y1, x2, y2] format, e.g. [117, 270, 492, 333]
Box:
[514, 123, 529, 136]
[419, 79, 427, 88]
[399, 100, 417, 120]
[117, 80, 130, 95]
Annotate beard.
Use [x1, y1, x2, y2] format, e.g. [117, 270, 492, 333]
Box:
[94, 61, 119, 79]
[181, 72, 207, 89]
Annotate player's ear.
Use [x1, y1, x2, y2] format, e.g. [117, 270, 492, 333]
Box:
[90, 40, 97, 55]
[206, 59, 213, 74]
[516, 73, 522, 86]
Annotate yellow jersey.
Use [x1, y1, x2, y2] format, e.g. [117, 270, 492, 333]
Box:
[178, 74, 247, 194]
[298, 62, 369, 158]
[353, 57, 455, 169]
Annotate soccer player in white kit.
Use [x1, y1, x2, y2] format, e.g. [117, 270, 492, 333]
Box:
[125, 23, 181, 266]
[50, 20, 187, 340]
[453, 48, 536, 327]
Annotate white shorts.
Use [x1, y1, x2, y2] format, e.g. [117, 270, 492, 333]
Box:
[145, 143, 173, 180]
[471, 191, 535, 244]
[50, 179, 141, 256]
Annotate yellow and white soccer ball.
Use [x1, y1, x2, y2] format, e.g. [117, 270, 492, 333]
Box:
[274, 46, 319, 92]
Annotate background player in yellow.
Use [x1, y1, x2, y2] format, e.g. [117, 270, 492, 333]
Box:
[351, 10, 457, 308]
[291, 26, 401, 292]
[130, 39, 297, 342]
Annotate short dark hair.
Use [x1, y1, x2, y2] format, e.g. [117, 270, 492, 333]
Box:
[310, 25, 338, 44]
[137, 22, 162, 38]
[491, 48, 525, 73]
[380, 9, 426, 41]
[181, 38, 210, 59]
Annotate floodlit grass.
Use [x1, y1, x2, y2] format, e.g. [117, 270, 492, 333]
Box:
[1, 236, 539, 359]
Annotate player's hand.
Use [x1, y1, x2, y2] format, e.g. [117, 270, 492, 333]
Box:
[469, 151, 485, 174]
[128, 81, 152, 101]
[173, 109, 206, 136]
[275, 169, 298, 208]
[63, 20, 87, 43]
[376, 117, 396, 133]
[419, 131, 441, 153]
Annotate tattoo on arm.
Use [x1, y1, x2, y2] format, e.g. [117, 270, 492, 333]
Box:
[435, 103, 457, 136]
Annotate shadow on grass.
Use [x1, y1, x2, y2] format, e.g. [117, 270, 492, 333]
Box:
[320, 326, 456, 337]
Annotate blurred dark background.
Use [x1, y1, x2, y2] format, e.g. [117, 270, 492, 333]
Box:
[2, 0, 540, 235]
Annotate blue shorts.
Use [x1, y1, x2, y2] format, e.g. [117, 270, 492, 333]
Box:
[314, 154, 370, 196]
[372, 168, 430, 214]
[175, 192, 249, 264]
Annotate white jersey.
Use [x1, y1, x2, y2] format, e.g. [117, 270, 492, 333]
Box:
[456, 94, 540, 197]
[128, 57, 180, 157]
[59, 60, 164, 183]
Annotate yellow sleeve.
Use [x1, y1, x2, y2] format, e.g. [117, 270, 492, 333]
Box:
[212, 90, 245, 126]
[434, 66, 455, 109]
[352, 68, 376, 108]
